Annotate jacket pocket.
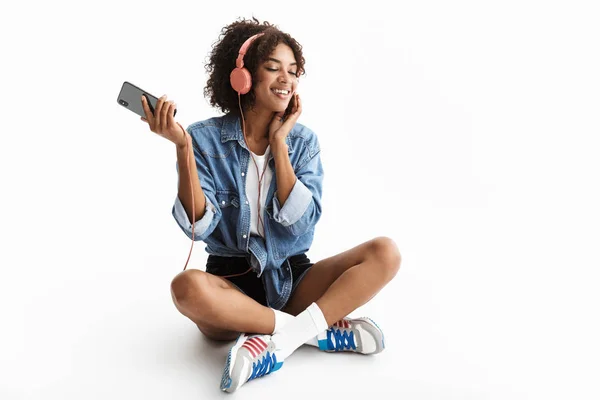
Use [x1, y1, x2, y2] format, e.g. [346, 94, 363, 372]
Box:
[216, 191, 240, 209]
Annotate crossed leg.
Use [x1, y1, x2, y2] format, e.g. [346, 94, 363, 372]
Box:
[170, 270, 272, 341]
[170, 236, 401, 340]
[282, 236, 401, 324]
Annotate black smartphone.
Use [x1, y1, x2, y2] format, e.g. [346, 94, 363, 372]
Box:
[282, 98, 293, 120]
[282, 92, 296, 120]
[117, 81, 177, 118]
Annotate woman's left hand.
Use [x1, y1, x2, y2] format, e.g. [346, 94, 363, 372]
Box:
[268, 93, 302, 144]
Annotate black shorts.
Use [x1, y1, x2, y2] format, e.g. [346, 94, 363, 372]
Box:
[205, 253, 314, 307]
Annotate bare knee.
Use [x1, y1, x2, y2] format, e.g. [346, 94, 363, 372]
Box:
[170, 269, 211, 310]
[171, 271, 242, 339]
[369, 236, 401, 280]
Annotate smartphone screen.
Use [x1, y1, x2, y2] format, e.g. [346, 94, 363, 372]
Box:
[117, 81, 176, 118]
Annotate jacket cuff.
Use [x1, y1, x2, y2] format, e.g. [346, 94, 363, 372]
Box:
[172, 194, 216, 239]
[272, 178, 312, 227]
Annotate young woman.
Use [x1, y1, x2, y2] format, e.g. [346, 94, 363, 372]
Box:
[141, 18, 401, 393]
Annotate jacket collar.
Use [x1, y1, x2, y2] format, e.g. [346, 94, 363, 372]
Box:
[221, 113, 294, 154]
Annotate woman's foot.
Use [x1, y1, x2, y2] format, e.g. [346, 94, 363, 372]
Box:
[317, 317, 385, 354]
[221, 333, 284, 393]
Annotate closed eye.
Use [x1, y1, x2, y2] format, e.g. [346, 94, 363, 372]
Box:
[266, 67, 297, 76]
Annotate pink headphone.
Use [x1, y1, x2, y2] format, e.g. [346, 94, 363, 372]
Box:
[230, 33, 264, 95]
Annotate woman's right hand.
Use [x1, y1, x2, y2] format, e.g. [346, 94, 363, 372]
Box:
[141, 94, 187, 148]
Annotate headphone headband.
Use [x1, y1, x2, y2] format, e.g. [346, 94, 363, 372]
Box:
[236, 33, 264, 69]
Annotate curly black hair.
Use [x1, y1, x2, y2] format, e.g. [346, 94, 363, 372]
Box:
[203, 17, 306, 118]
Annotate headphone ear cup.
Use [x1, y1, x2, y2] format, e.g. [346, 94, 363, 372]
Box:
[230, 67, 252, 95]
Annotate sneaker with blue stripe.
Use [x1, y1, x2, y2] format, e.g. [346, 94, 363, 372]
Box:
[317, 317, 385, 355]
[220, 333, 283, 393]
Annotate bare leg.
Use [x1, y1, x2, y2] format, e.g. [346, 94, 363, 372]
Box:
[282, 236, 401, 325]
[170, 269, 275, 341]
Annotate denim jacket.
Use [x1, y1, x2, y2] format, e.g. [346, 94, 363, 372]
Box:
[171, 113, 323, 310]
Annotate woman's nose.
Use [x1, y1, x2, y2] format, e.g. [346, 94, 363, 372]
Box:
[278, 71, 289, 82]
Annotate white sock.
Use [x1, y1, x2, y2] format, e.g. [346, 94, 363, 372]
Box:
[272, 309, 320, 347]
[271, 309, 295, 334]
[271, 302, 329, 359]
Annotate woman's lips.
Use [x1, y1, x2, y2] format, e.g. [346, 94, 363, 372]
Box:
[271, 89, 291, 99]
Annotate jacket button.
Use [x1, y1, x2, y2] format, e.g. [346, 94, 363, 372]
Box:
[243, 234, 247, 238]
[241, 172, 245, 176]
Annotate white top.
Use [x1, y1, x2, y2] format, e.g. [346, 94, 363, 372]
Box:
[245, 145, 273, 238]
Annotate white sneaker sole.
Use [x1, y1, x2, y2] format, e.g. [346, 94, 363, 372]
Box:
[220, 333, 248, 392]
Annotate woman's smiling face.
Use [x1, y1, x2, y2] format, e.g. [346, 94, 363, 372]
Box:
[252, 43, 299, 113]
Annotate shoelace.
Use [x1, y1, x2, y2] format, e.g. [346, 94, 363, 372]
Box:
[248, 352, 279, 381]
[327, 328, 357, 351]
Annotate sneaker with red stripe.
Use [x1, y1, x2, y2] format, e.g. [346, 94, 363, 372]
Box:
[220, 333, 283, 393]
[317, 317, 385, 355]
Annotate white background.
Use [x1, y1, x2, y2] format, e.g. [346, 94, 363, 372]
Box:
[2, 0, 599, 399]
